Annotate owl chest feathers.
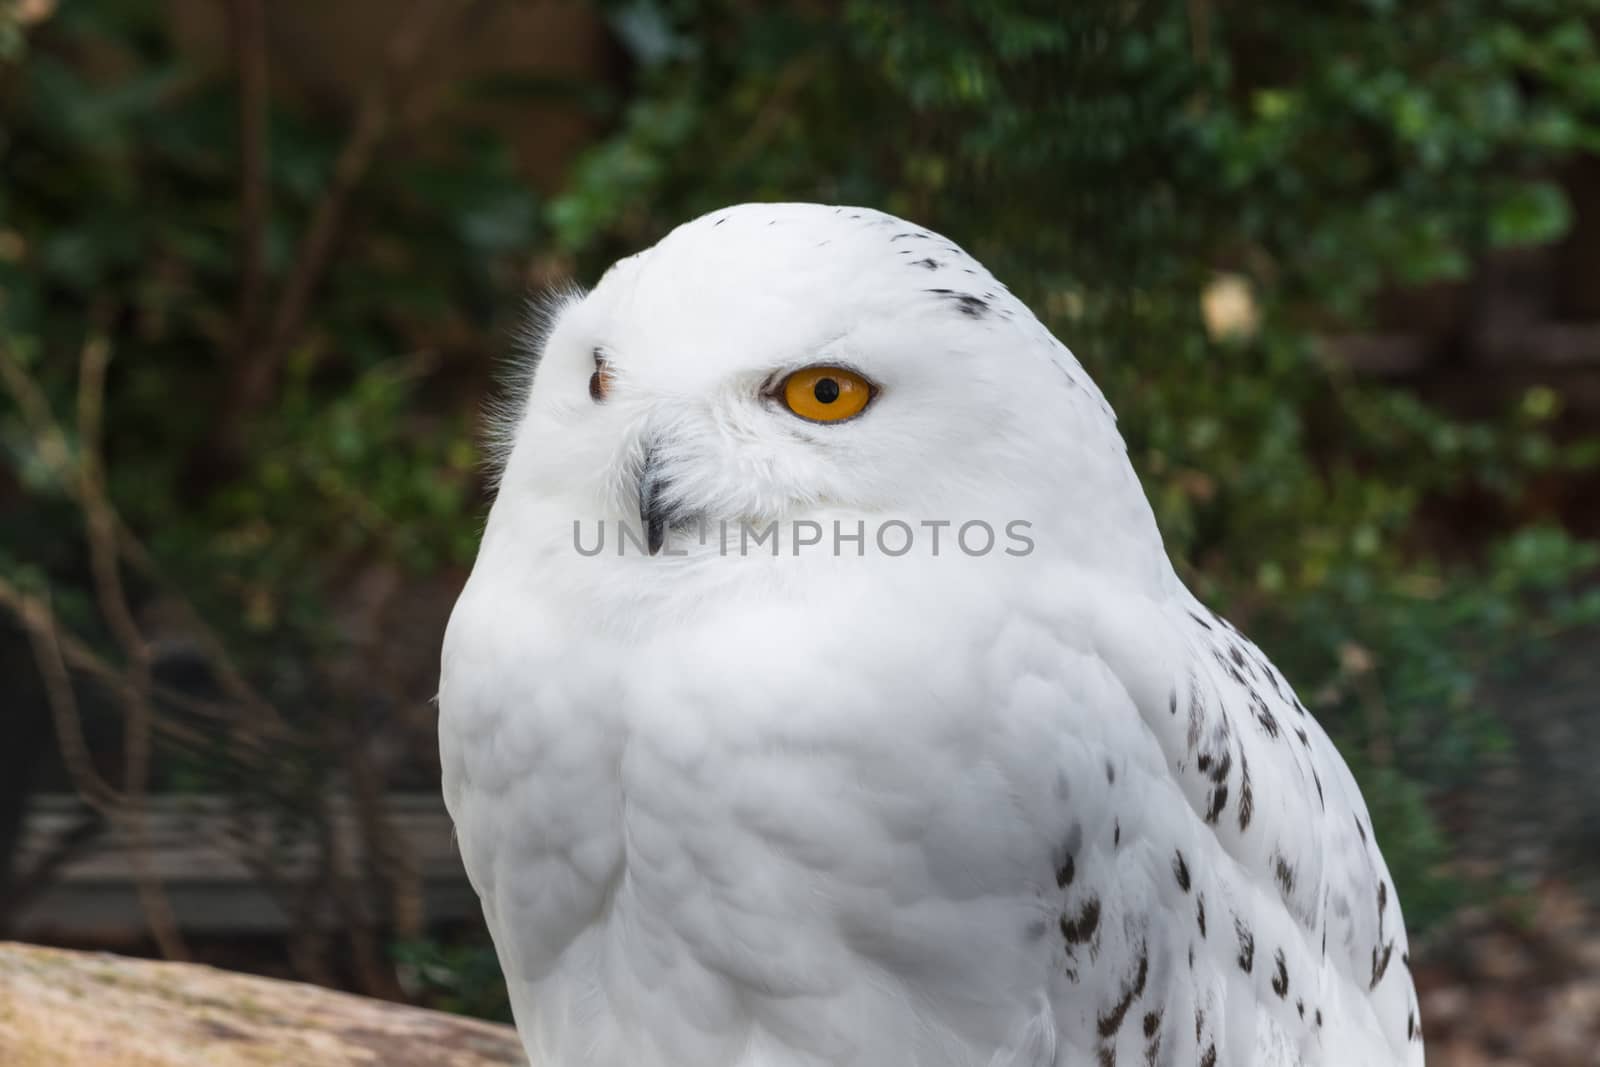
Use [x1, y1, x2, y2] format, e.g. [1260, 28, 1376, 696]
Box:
[440, 561, 1148, 1063]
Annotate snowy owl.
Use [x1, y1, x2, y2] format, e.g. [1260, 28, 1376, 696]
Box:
[439, 203, 1424, 1067]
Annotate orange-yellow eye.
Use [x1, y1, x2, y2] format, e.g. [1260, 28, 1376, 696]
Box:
[780, 366, 874, 423]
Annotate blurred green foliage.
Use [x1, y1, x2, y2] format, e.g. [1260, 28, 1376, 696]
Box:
[4, 0, 1600, 1018]
[1, 1, 512, 688]
[393, 934, 514, 1022]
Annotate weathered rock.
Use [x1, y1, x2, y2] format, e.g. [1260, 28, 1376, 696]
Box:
[0, 941, 525, 1066]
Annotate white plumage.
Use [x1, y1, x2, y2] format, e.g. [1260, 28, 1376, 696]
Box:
[439, 203, 1424, 1067]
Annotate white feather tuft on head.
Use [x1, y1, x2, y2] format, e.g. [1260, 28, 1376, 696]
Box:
[482, 283, 588, 487]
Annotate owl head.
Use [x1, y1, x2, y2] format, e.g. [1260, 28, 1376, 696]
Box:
[490, 204, 1165, 587]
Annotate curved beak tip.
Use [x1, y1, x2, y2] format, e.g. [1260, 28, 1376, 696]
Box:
[639, 445, 668, 556]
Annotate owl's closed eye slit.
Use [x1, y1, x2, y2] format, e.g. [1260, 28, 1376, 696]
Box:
[589, 348, 614, 403]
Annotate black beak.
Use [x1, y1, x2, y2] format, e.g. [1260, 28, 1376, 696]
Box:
[639, 443, 669, 556]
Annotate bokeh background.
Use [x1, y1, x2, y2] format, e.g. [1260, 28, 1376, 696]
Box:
[2, 2, 1598, 1062]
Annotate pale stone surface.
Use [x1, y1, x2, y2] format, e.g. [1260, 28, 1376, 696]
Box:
[0, 941, 525, 1067]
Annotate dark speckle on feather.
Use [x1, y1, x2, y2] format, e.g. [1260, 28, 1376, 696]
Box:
[1370, 939, 1395, 989]
[1236, 919, 1255, 973]
[924, 288, 991, 318]
[1274, 855, 1296, 898]
[1204, 783, 1229, 823]
[1237, 751, 1254, 832]
[1201, 747, 1231, 784]
[1061, 895, 1102, 945]
[1095, 944, 1149, 1039]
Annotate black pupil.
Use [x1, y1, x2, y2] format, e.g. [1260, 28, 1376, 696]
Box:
[813, 377, 841, 404]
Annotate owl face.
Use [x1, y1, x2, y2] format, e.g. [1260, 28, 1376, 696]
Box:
[496, 204, 1116, 562]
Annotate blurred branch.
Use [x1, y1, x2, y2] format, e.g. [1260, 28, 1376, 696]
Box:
[0, 340, 72, 473]
[283, 825, 340, 989]
[76, 322, 150, 741]
[0, 327, 304, 962]
[0, 578, 281, 756]
[212, 0, 487, 463]
[7, 580, 188, 960]
[1, 329, 424, 987]
[75, 322, 190, 963]
[12, 588, 122, 813]
[1, 4, 502, 984]
[1186, 0, 1211, 63]
[0, 586, 228, 757]
[345, 732, 424, 944]
[0, 337, 295, 741]
[227, 0, 270, 352]
[267, 0, 470, 345]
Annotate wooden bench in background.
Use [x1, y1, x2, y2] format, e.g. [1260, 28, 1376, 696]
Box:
[9, 793, 476, 939]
